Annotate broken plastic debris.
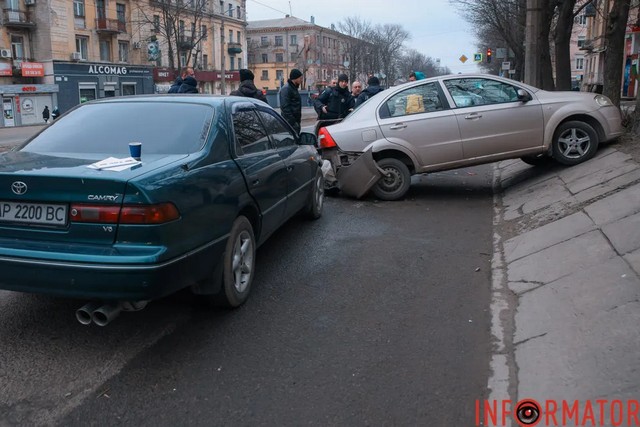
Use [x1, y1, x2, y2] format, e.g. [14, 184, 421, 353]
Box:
[475, 267, 481, 272]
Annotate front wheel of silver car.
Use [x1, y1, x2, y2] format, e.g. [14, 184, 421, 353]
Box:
[371, 158, 411, 201]
[217, 216, 256, 308]
[552, 121, 599, 166]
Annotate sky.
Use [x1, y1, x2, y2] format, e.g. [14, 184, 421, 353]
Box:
[245, 0, 480, 74]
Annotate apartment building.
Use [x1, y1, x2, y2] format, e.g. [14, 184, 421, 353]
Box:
[0, 0, 246, 127]
[247, 15, 354, 91]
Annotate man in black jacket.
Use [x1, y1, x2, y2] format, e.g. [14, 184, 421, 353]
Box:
[177, 67, 198, 93]
[279, 68, 303, 133]
[168, 67, 189, 93]
[230, 69, 267, 103]
[314, 73, 354, 124]
[355, 76, 384, 107]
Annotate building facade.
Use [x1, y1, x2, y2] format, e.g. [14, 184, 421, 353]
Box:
[0, 0, 247, 127]
[247, 16, 354, 92]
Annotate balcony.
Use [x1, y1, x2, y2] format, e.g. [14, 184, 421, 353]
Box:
[3, 9, 36, 29]
[179, 35, 195, 50]
[95, 18, 125, 34]
[227, 42, 242, 55]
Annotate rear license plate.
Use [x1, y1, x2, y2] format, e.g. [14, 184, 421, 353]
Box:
[0, 201, 68, 226]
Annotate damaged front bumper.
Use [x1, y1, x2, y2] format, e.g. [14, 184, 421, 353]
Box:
[320, 148, 383, 199]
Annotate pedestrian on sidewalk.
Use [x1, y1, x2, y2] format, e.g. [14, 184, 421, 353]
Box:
[177, 67, 198, 93]
[168, 67, 190, 93]
[231, 69, 267, 103]
[279, 68, 303, 133]
[42, 106, 50, 124]
[351, 81, 362, 98]
[356, 76, 384, 107]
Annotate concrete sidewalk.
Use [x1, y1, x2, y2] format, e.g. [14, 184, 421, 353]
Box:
[490, 147, 640, 423]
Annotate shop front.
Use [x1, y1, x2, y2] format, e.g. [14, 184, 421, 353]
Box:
[0, 84, 59, 127]
[52, 62, 154, 114]
[153, 68, 240, 94]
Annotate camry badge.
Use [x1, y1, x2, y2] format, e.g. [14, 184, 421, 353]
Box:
[11, 181, 27, 195]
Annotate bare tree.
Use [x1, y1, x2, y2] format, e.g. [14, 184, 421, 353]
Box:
[602, 0, 631, 107]
[337, 16, 374, 83]
[371, 24, 410, 86]
[132, 0, 209, 70]
[397, 49, 441, 79]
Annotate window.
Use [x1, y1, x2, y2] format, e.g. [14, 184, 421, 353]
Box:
[576, 57, 584, 70]
[73, 0, 85, 17]
[275, 53, 283, 62]
[75, 36, 88, 60]
[290, 52, 297, 62]
[118, 41, 128, 62]
[237, 31, 241, 44]
[290, 35, 297, 45]
[96, 0, 105, 19]
[576, 14, 587, 25]
[256, 111, 295, 148]
[227, 2, 233, 16]
[153, 15, 160, 32]
[79, 86, 96, 103]
[443, 78, 519, 108]
[116, 3, 125, 23]
[382, 82, 445, 118]
[237, 6, 241, 18]
[261, 53, 268, 63]
[260, 36, 268, 46]
[238, 58, 242, 69]
[229, 29, 233, 43]
[232, 110, 272, 155]
[230, 57, 235, 70]
[275, 36, 283, 46]
[261, 70, 268, 80]
[201, 25, 207, 39]
[11, 35, 24, 60]
[577, 36, 586, 48]
[276, 70, 283, 81]
[219, 0, 224, 13]
[99, 39, 111, 61]
[121, 83, 136, 96]
[203, 54, 208, 69]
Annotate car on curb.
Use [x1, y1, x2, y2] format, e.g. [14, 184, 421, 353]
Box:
[317, 74, 624, 201]
[0, 95, 324, 324]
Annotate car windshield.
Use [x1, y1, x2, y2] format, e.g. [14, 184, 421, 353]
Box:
[21, 101, 214, 155]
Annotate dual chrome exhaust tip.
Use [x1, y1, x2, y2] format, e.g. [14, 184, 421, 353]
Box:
[76, 301, 148, 326]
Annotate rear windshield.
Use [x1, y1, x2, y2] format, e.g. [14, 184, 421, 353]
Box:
[22, 101, 214, 155]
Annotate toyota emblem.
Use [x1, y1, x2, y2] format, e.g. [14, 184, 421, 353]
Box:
[11, 181, 27, 195]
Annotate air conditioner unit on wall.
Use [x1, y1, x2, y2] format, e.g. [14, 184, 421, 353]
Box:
[0, 49, 12, 59]
[70, 52, 82, 61]
[132, 42, 141, 49]
[24, 0, 35, 5]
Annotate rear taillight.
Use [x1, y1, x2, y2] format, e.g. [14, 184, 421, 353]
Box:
[317, 127, 337, 149]
[70, 203, 180, 224]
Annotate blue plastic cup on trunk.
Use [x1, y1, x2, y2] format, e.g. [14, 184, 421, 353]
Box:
[129, 142, 142, 160]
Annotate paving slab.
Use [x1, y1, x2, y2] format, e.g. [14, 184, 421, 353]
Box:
[504, 212, 595, 262]
[515, 257, 640, 406]
[623, 248, 640, 277]
[602, 211, 640, 255]
[566, 162, 639, 194]
[507, 230, 617, 284]
[583, 184, 640, 225]
[503, 177, 571, 221]
[573, 168, 640, 204]
[557, 150, 631, 184]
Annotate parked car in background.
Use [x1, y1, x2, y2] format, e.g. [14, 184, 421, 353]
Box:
[0, 95, 323, 325]
[317, 74, 623, 201]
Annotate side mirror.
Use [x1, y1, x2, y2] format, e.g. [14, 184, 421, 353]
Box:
[517, 89, 532, 102]
[299, 131, 317, 146]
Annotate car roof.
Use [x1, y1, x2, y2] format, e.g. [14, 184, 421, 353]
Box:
[89, 94, 270, 108]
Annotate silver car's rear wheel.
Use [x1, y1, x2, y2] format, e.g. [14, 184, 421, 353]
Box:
[552, 121, 599, 166]
[371, 158, 411, 201]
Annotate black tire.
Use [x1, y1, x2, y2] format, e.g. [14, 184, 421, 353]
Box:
[521, 154, 553, 166]
[216, 216, 256, 308]
[304, 170, 324, 219]
[371, 158, 411, 201]
[551, 121, 599, 166]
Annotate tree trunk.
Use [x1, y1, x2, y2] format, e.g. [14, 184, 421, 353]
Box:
[603, 0, 631, 106]
[539, 0, 556, 90]
[554, 0, 577, 90]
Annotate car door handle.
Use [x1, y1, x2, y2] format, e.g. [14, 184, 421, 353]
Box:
[286, 166, 293, 172]
[248, 175, 260, 186]
[389, 123, 407, 130]
[464, 113, 483, 120]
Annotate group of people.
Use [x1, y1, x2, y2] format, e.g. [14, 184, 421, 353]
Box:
[42, 105, 60, 124]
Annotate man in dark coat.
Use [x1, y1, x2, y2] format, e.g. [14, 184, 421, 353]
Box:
[279, 68, 303, 133]
[230, 69, 267, 103]
[355, 76, 384, 107]
[42, 106, 50, 123]
[177, 67, 198, 93]
[314, 73, 354, 124]
[168, 67, 190, 93]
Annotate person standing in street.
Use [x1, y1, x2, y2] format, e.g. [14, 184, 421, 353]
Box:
[42, 106, 50, 123]
[168, 67, 189, 93]
[230, 69, 267, 103]
[408, 71, 426, 81]
[356, 76, 384, 107]
[177, 67, 198, 93]
[351, 81, 363, 99]
[279, 68, 303, 133]
[314, 73, 354, 125]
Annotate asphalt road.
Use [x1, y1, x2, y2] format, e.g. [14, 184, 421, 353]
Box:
[0, 164, 495, 425]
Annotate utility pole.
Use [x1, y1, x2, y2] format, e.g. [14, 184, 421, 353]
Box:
[220, 18, 226, 95]
[524, 0, 542, 87]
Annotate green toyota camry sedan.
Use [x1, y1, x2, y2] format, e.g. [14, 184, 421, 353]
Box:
[0, 95, 324, 325]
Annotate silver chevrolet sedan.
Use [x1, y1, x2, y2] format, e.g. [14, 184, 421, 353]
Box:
[317, 74, 624, 201]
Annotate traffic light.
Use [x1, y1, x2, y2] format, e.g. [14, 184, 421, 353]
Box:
[486, 48, 492, 63]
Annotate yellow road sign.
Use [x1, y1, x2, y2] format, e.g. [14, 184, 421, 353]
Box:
[459, 55, 468, 63]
